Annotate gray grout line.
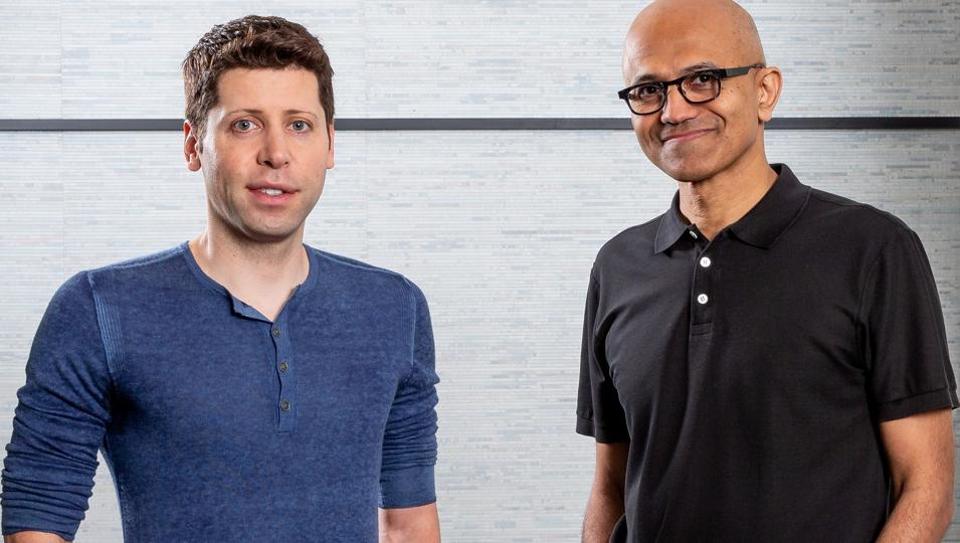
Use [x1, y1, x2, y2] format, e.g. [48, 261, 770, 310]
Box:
[0, 117, 958, 132]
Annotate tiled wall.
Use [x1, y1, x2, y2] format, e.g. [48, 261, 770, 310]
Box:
[1, 1, 958, 541]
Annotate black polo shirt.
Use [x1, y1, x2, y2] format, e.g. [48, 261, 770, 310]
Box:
[577, 164, 957, 542]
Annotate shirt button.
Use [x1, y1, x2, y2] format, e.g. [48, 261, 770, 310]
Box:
[279, 399, 291, 411]
[700, 256, 712, 268]
[272, 327, 281, 337]
[697, 293, 709, 305]
[689, 230, 698, 240]
[279, 361, 289, 373]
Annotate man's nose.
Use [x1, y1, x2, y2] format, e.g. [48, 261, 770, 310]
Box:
[257, 127, 291, 169]
[659, 85, 699, 125]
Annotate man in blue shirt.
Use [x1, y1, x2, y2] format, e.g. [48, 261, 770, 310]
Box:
[2, 15, 440, 543]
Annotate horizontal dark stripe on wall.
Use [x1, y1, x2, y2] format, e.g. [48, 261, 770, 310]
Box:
[0, 117, 958, 132]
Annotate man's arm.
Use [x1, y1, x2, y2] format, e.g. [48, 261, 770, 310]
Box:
[4, 532, 67, 543]
[379, 503, 440, 543]
[582, 442, 628, 543]
[378, 280, 440, 540]
[876, 408, 954, 543]
[2, 274, 113, 540]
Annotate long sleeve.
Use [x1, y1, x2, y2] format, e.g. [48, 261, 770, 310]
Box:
[378, 280, 439, 509]
[2, 272, 113, 541]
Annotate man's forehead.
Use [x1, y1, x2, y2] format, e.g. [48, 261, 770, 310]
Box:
[214, 67, 323, 112]
[623, 36, 732, 82]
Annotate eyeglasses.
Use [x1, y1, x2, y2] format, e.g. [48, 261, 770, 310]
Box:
[617, 64, 765, 115]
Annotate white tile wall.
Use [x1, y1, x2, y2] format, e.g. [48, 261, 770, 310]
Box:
[2, 1, 958, 120]
[1, 129, 958, 541]
[1, 0, 958, 541]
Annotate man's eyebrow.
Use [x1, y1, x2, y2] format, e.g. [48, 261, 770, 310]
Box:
[223, 108, 320, 120]
[224, 108, 262, 117]
[631, 62, 721, 86]
[631, 73, 660, 85]
[284, 109, 320, 120]
[681, 62, 720, 73]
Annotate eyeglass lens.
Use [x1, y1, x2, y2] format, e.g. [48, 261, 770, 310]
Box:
[627, 72, 721, 114]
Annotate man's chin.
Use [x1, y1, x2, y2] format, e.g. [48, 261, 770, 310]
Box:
[643, 147, 715, 183]
[231, 221, 304, 245]
[656, 161, 714, 183]
[248, 229, 302, 244]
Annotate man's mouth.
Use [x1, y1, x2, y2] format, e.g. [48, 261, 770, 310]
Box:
[661, 129, 712, 143]
[248, 184, 296, 203]
[248, 182, 297, 194]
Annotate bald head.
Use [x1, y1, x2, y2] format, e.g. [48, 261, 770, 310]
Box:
[624, 0, 765, 84]
[619, 0, 783, 184]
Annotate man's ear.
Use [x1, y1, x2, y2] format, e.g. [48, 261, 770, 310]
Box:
[183, 121, 202, 172]
[757, 66, 783, 123]
[325, 121, 335, 170]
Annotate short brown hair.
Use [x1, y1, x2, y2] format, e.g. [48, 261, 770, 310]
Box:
[182, 15, 334, 143]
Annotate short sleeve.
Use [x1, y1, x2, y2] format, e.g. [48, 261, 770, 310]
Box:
[576, 267, 629, 443]
[2, 272, 113, 541]
[379, 280, 439, 508]
[860, 227, 958, 421]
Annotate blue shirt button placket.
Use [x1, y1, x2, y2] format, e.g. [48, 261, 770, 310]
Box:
[272, 321, 295, 431]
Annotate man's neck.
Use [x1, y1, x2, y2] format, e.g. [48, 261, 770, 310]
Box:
[677, 154, 778, 241]
[188, 224, 309, 321]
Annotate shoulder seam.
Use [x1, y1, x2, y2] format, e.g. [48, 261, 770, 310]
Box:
[807, 191, 911, 233]
[402, 279, 419, 382]
[310, 248, 405, 280]
[84, 271, 120, 390]
[854, 242, 886, 357]
[87, 246, 185, 276]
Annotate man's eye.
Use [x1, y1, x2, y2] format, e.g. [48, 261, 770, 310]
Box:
[632, 85, 662, 100]
[233, 119, 255, 131]
[291, 120, 311, 132]
[688, 72, 718, 88]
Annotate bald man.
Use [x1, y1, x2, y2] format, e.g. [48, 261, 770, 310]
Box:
[576, 1, 957, 541]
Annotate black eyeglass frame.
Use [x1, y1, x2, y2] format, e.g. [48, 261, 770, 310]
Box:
[617, 64, 766, 115]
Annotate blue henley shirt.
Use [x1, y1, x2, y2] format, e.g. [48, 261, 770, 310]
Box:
[1, 242, 439, 542]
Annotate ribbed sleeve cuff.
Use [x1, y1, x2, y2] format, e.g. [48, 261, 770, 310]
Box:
[379, 464, 436, 509]
[2, 505, 79, 541]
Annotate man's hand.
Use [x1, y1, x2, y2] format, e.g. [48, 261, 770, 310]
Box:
[877, 408, 955, 542]
[379, 502, 440, 543]
[582, 441, 628, 543]
[4, 532, 67, 543]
